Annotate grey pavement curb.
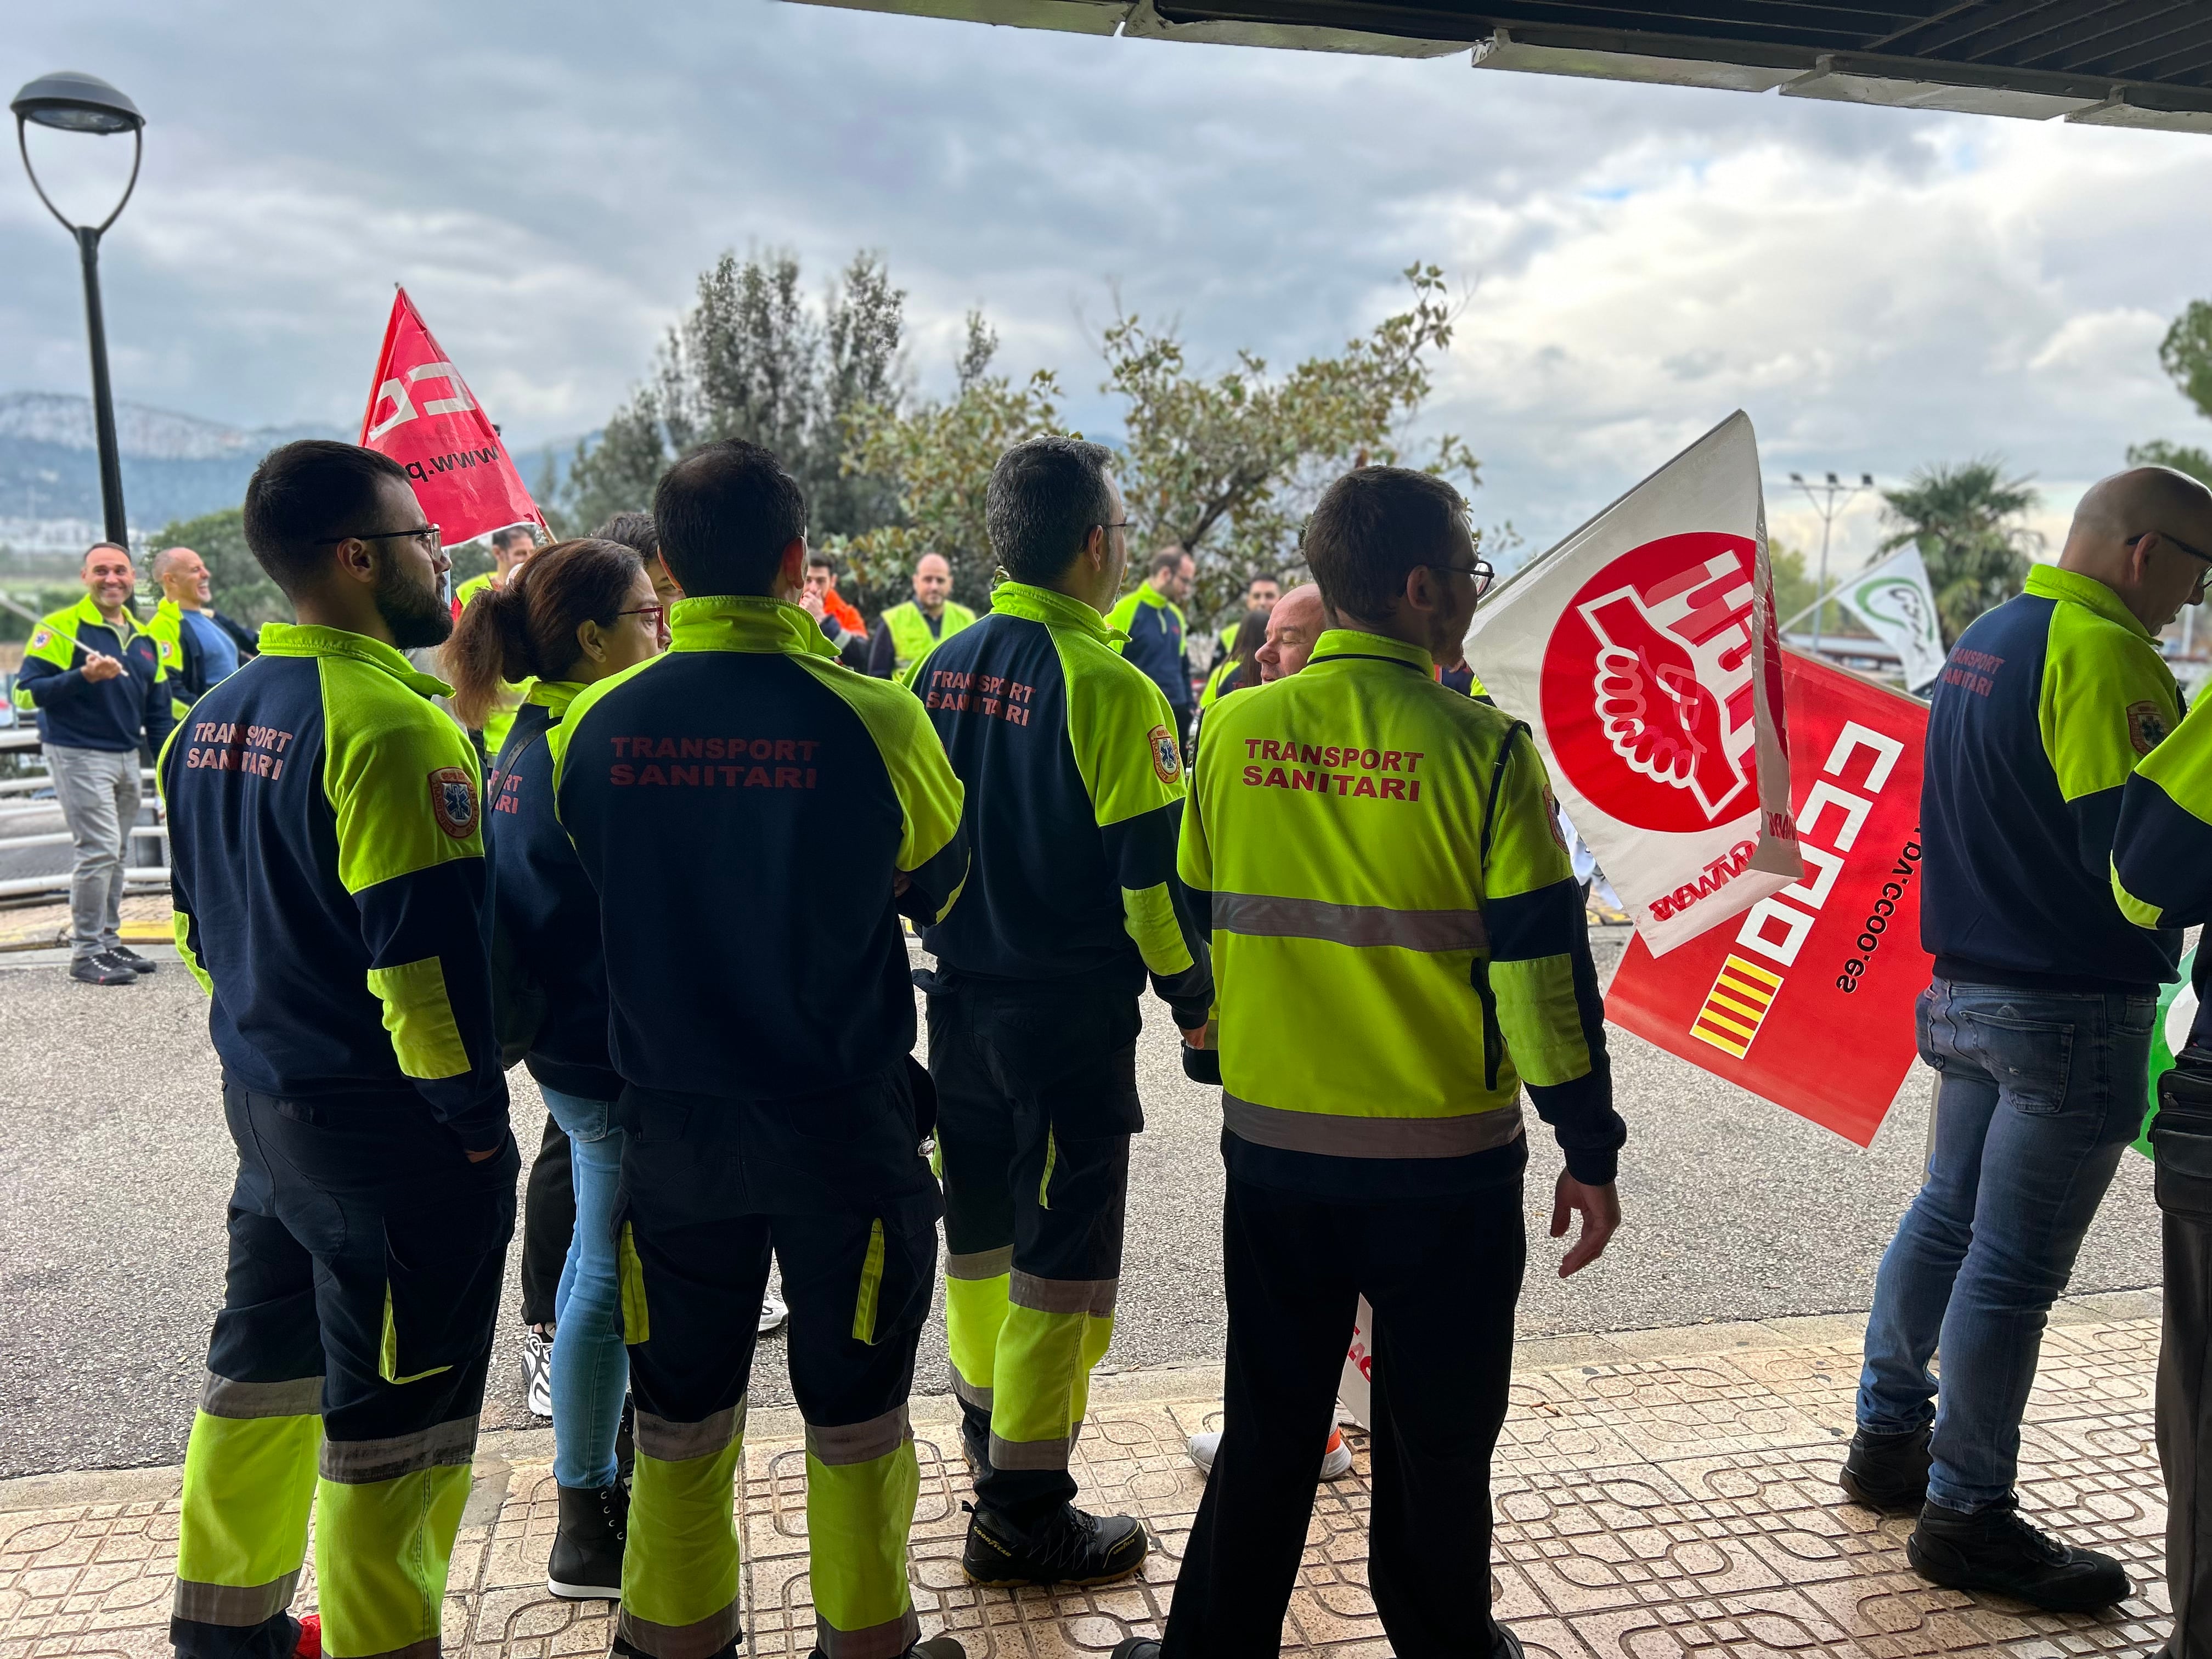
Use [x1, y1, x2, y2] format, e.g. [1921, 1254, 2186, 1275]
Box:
[2, 1289, 2163, 1515]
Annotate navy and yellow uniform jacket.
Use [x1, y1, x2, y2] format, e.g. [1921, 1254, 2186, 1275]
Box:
[914, 582, 1213, 1026]
[1180, 628, 1624, 1199]
[1922, 563, 2182, 991]
[13, 595, 173, 754]
[1107, 584, 1192, 714]
[159, 624, 509, 1148]
[550, 596, 968, 1101]
[486, 680, 618, 1102]
[2115, 691, 2212, 1047]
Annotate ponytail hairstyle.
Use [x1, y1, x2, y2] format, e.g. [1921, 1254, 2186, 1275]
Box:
[444, 537, 644, 730]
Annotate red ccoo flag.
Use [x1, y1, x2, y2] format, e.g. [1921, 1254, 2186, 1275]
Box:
[358, 288, 544, 546]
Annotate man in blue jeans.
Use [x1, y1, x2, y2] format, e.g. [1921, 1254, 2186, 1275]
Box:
[1848, 465, 2212, 1611]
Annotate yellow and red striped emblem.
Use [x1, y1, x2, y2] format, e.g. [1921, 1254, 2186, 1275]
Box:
[1689, 955, 1783, 1059]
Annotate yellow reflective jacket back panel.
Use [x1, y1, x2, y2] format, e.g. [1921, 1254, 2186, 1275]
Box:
[1178, 628, 1623, 1195]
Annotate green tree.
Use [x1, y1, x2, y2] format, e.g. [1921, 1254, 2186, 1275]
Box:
[558, 250, 906, 539]
[1877, 459, 2042, 647]
[1105, 263, 1480, 625]
[840, 314, 1070, 612]
[149, 507, 289, 629]
[2126, 301, 2212, 491]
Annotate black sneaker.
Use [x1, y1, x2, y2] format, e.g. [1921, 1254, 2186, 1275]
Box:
[547, 1480, 629, 1599]
[1838, 1425, 1932, 1511]
[963, 1500, 1149, 1587]
[70, 955, 134, 986]
[1907, 1499, 2131, 1612]
[104, 945, 158, 974]
[1110, 1644, 1160, 1659]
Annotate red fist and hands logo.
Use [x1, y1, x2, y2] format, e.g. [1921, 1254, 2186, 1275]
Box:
[1541, 532, 1764, 834]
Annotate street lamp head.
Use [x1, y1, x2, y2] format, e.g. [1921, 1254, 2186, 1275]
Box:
[1860, 473, 1875, 487]
[1790, 472, 1805, 484]
[1826, 471, 1839, 486]
[12, 71, 143, 136]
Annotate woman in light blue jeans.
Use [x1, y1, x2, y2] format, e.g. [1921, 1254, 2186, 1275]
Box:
[449, 535, 668, 1599]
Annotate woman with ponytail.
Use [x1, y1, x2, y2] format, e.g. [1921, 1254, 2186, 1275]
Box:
[444, 538, 665, 1602]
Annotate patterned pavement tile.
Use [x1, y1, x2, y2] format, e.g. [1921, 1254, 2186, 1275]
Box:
[0, 1317, 2174, 1657]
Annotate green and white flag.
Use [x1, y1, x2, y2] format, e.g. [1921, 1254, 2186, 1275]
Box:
[1847, 545, 1946, 693]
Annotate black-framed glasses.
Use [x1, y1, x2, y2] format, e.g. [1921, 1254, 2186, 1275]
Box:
[1098, 520, 1132, 534]
[2129, 531, 2212, 569]
[1436, 558, 1497, 599]
[311, 524, 441, 552]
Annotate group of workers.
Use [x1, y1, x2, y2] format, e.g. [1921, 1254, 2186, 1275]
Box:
[16, 424, 2212, 1659]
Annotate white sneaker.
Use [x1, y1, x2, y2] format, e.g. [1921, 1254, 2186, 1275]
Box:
[1188, 1425, 1353, 1480]
[521, 1325, 554, 1419]
[758, 1294, 789, 1336]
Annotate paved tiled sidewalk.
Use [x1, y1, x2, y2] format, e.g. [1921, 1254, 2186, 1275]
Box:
[0, 1300, 2172, 1658]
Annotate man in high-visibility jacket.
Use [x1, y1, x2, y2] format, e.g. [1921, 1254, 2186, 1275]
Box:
[1209, 572, 1280, 673]
[1107, 548, 1195, 747]
[146, 545, 257, 723]
[454, 523, 538, 757]
[2107, 476, 2212, 1659]
[912, 437, 1212, 1588]
[162, 439, 516, 1659]
[14, 541, 173, 986]
[2117, 695, 2212, 1659]
[551, 439, 968, 1659]
[1118, 465, 1627, 1659]
[867, 552, 976, 680]
[1849, 466, 2209, 1615]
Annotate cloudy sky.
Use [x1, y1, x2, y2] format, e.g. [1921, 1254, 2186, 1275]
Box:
[9, 0, 2212, 570]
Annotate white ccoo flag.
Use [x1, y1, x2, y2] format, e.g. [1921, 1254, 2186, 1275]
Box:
[1844, 544, 1947, 695]
[1466, 411, 1803, 956]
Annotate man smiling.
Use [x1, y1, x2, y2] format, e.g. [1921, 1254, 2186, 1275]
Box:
[13, 541, 173, 986]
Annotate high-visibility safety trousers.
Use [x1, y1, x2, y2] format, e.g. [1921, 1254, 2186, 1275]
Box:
[616, 1080, 942, 1659]
[173, 1082, 517, 1659]
[924, 974, 1140, 1522]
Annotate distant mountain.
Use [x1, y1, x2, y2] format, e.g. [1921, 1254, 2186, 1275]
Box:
[0, 391, 343, 531]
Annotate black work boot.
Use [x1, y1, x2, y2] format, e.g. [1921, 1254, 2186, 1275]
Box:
[1838, 1425, 1932, 1511]
[963, 1500, 1149, 1587]
[808, 1642, 965, 1659]
[1110, 1643, 1160, 1659]
[957, 1399, 991, 1476]
[1907, 1498, 2131, 1612]
[547, 1480, 629, 1599]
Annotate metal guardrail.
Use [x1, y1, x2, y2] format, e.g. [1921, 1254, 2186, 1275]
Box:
[0, 736, 170, 901]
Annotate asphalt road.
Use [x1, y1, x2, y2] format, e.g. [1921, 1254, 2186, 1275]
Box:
[0, 930, 2162, 1478]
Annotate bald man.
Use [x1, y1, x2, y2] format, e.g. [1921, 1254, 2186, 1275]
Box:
[147, 546, 257, 720]
[868, 552, 977, 680]
[1846, 466, 2212, 1613]
[1254, 583, 1325, 684]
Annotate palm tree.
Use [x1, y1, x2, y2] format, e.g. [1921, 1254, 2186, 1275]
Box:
[1878, 460, 2043, 647]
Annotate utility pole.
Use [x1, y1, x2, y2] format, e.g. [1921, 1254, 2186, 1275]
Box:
[1789, 470, 1876, 656]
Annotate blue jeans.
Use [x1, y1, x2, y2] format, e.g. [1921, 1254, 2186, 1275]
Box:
[541, 1087, 629, 1489]
[1858, 978, 2155, 1511]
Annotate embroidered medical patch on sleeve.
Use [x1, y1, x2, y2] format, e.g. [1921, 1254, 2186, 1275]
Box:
[1149, 724, 1182, 785]
[428, 766, 479, 839]
[2128, 701, 2170, 756]
[28, 628, 50, 650]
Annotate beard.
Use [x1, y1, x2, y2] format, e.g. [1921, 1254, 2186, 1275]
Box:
[373, 554, 454, 650]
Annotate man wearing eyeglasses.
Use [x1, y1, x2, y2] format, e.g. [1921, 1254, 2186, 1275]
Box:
[1125, 465, 1620, 1659]
[161, 439, 514, 1659]
[1846, 465, 2212, 1616]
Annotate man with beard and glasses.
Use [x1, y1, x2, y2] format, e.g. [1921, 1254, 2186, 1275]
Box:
[160, 439, 515, 1659]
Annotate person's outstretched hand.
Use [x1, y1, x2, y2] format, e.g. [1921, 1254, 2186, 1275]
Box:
[1550, 1172, 1621, 1278]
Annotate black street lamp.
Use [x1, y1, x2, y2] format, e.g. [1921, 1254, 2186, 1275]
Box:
[12, 71, 145, 548]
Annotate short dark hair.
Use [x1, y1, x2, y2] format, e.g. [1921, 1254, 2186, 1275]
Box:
[491, 524, 535, 554]
[1151, 548, 1189, 579]
[985, 437, 1116, 585]
[652, 439, 808, 597]
[806, 550, 839, 575]
[241, 439, 411, 597]
[82, 541, 129, 568]
[594, 510, 661, 563]
[1303, 466, 1469, 622]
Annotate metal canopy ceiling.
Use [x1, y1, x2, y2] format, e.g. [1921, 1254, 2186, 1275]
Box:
[784, 0, 2212, 133]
